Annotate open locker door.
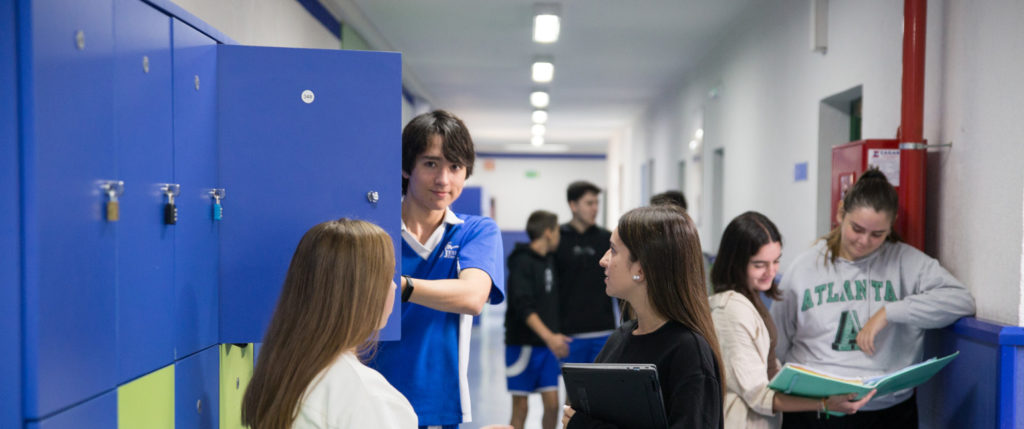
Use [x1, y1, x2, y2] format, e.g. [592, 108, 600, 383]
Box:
[218, 45, 402, 344]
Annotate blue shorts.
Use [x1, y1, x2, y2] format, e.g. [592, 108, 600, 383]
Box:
[505, 345, 560, 395]
[562, 334, 611, 364]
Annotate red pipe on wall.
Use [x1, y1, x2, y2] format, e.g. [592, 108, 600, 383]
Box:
[898, 0, 927, 250]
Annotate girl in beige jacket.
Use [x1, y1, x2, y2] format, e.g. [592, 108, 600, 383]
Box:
[709, 212, 874, 428]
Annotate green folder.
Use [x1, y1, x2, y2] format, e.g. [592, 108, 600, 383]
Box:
[768, 351, 959, 401]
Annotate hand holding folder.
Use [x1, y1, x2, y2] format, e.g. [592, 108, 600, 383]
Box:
[768, 351, 959, 405]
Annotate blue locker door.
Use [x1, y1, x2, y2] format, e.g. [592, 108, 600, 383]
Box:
[1, 0, 21, 426]
[26, 390, 117, 429]
[172, 18, 219, 359]
[218, 45, 402, 343]
[113, 0, 175, 384]
[175, 345, 220, 429]
[23, 0, 117, 418]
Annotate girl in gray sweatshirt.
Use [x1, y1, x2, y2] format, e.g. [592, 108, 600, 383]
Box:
[769, 169, 975, 427]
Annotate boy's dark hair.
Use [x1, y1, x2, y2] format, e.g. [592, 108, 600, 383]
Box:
[525, 210, 558, 241]
[566, 181, 601, 203]
[402, 110, 476, 194]
[650, 190, 688, 210]
[711, 211, 782, 301]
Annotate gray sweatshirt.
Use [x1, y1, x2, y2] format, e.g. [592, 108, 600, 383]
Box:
[769, 241, 975, 411]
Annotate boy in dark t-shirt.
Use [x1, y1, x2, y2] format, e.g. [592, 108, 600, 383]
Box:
[505, 210, 570, 429]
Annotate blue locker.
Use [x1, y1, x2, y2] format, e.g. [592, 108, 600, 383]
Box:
[25, 390, 117, 429]
[172, 18, 220, 359]
[175, 346, 220, 429]
[113, 0, 176, 384]
[218, 45, 403, 343]
[21, 0, 118, 418]
[1, 0, 22, 427]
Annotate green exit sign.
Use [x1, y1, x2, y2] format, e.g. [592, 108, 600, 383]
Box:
[525, 170, 539, 178]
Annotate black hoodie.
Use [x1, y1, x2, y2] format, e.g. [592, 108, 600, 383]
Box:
[504, 242, 560, 346]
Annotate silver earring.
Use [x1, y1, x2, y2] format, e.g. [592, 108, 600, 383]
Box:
[632, 275, 641, 281]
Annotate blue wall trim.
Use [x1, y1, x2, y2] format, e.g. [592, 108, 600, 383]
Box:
[998, 345, 1018, 429]
[951, 317, 1003, 344]
[477, 152, 607, 160]
[296, 0, 341, 39]
[140, 0, 237, 44]
[942, 317, 1024, 429]
[950, 317, 1024, 345]
[999, 325, 1024, 346]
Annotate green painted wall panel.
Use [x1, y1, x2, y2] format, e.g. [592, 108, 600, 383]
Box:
[118, 365, 174, 429]
[220, 343, 254, 429]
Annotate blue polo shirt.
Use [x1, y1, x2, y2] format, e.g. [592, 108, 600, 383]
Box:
[369, 209, 505, 426]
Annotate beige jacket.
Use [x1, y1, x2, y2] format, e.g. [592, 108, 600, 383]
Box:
[710, 291, 782, 429]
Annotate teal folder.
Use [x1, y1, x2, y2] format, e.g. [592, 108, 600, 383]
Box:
[768, 351, 959, 400]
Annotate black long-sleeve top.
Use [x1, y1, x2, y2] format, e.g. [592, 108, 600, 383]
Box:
[567, 319, 724, 429]
[555, 223, 615, 335]
[504, 243, 560, 346]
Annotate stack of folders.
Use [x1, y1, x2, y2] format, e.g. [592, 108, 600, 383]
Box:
[768, 351, 959, 416]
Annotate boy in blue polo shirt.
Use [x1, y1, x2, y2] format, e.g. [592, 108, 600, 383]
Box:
[504, 210, 571, 429]
[369, 110, 505, 429]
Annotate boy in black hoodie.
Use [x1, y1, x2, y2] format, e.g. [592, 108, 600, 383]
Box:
[504, 210, 571, 429]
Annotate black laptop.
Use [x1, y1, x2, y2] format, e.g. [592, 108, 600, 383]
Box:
[561, 363, 669, 429]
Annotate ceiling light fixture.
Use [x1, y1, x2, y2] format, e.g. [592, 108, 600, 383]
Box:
[689, 139, 699, 151]
[530, 91, 549, 108]
[532, 110, 548, 124]
[533, 4, 561, 43]
[695, 128, 704, 139]
[531, 136, 545, 147]
[531, 124, 546, 136]
[532, 59, 554, 83]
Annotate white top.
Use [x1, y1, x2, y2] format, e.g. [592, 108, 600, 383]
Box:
[292, 352, 418, 429]
[710, 291, 781, 429]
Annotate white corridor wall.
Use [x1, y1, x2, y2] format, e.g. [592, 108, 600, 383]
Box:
[615, 0, 1024, 325]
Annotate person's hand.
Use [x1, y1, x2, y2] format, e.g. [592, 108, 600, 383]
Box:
[856, 308, 888, 355]
[825, 389, 877, 414]
[562, 405, 576, 428]
[544, 333, 572, 358]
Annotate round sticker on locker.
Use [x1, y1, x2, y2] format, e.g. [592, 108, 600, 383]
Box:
[301, 90, 315, 104]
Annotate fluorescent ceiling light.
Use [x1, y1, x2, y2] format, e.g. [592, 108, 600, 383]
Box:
[532, 110, 548, 124]
[533, 14, 560, 43]
[531, 124, 546, 136]
[532, 60, 554, 83]
[530, 91, 549, 108]
[531, 136, 545, 147]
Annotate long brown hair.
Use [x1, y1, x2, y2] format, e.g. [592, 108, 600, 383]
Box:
[711, 211, 782, 373]
[617, 205, 725, 396]
[823, 168, 900, 265]
[241, 219, 395, 429]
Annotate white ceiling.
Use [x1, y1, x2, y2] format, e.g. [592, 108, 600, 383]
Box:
[335, 0, 756, 154]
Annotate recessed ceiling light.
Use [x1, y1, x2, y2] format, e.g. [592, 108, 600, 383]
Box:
[533, 13, 560, 43]
[531, 136, 545, 146]
[532, 110, 548, 124]
[531, 124, 546, 136]
[689, 139, 699, 150]
[530, 91, 549, 108]
[532, 60, 554, 83]
[695, 128, 704, 139]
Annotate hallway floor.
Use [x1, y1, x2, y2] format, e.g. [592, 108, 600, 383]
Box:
[464, 302, 566, 429]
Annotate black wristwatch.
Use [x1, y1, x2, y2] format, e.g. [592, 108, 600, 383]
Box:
[401, 275, 414, 302]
